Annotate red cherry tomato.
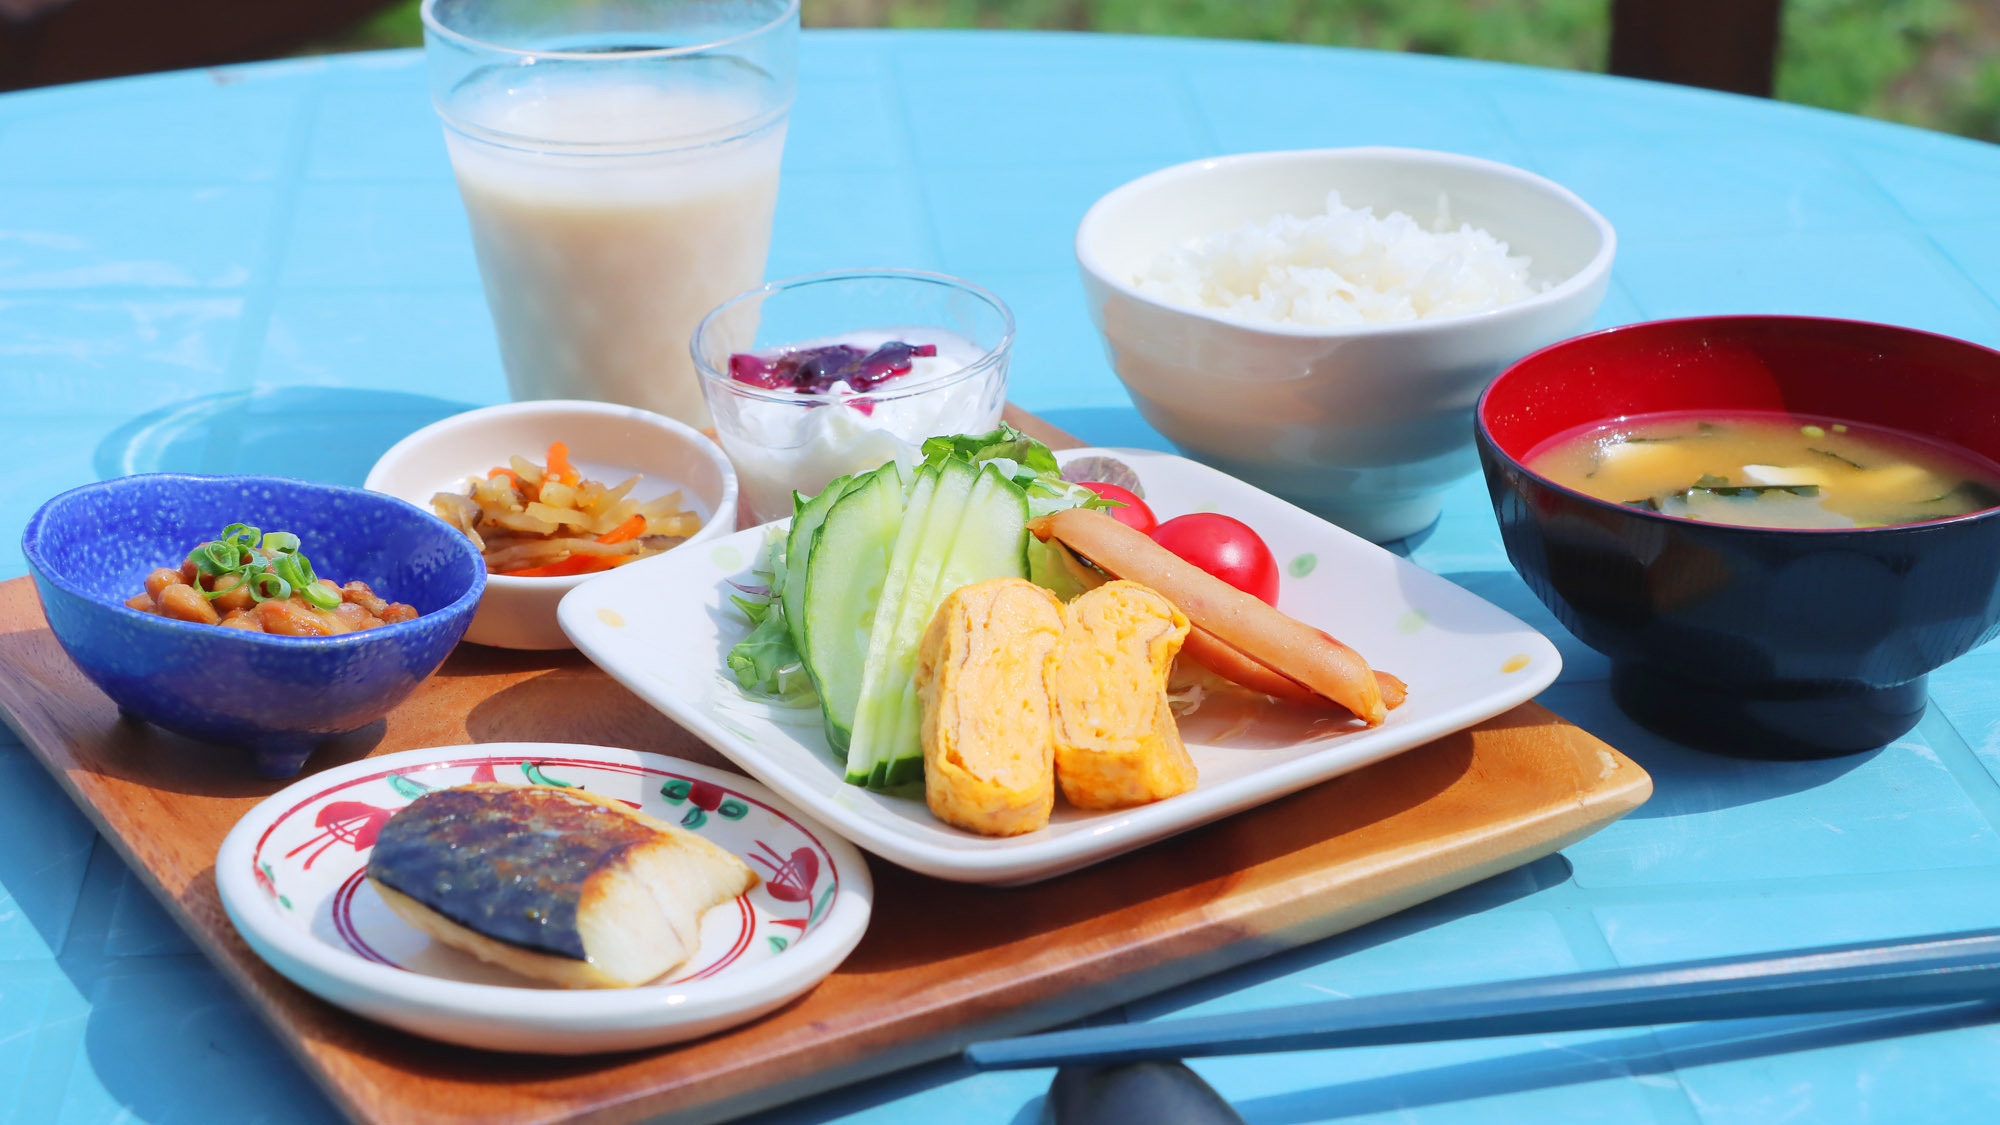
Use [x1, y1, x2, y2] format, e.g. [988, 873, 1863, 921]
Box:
[1080, 482, 1158, 534]
[1149, 513, 1281, 605]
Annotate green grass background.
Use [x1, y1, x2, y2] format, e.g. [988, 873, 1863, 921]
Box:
[330, 0, 2000, 141]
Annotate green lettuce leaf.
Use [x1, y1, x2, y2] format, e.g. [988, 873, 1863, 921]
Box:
[920, 423, 1060, 479]
[723, 527, 815, 704]
[920, 423, 1114, 519]
[727, 609, 803, 695]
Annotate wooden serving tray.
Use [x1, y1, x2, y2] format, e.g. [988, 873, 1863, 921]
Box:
[0, 411, 1652, 1125]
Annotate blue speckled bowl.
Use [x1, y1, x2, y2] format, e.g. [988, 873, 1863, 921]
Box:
[21, 474, 485, 777]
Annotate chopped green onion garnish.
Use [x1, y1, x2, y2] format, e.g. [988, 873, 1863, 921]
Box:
[298, 581, 342, 611]
[181, 525, 348, 612]
[191, 540, 241, 577]
[273, 552, 338, 609]
[271, 552, 313, 591]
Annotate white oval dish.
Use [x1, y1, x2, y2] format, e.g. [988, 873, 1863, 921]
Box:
[365, 400, 739, 649]
[558, 447, 1562, 885]
[216, 743, 870, 1054]
[1076, 147, 1616, 542]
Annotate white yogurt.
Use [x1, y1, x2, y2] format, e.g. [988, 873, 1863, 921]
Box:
[713, 329, 1003, 521]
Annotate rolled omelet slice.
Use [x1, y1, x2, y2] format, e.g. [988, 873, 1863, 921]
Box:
[917, 578, 1066, 837]
[1052, 580, 1197, 809]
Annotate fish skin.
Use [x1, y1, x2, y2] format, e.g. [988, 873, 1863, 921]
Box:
[367, 786, 656, 960]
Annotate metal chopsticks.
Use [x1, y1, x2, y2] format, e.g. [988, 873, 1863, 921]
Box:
[965, 927, 2000, 1070]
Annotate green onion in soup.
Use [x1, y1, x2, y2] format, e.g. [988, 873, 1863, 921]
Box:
[1526, 412, 2000, 530]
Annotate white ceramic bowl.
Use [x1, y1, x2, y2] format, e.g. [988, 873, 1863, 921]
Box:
[365, 401, 738, 649]
[1076, 147, 1616, 542]
[216, 743, 871, 1053]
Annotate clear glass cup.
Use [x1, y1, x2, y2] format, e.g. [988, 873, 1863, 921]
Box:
[422, 0, 799, 427]
[693, 269, 1015, 523]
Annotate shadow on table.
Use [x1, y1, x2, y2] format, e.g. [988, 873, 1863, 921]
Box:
[69, 938, 349, 1125]
[93, 387, 480, 485]
[1226, 1000, 2000, 1123]
[1135, 853, 1576, 1017]
[1535, 681, 1881, 820]
[739, 855, 1575, 1125]
[1422, 571, 1881, 817]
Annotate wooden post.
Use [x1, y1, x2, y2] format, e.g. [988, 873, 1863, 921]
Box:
[1609, 0, 1784, 98]
[0, 0, 400, 90]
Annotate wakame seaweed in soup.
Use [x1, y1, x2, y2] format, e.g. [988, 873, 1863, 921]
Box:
[1526, 411, 2000, 530]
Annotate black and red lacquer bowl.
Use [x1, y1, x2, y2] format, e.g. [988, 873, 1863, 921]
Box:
[1476, 316, 2000, 759]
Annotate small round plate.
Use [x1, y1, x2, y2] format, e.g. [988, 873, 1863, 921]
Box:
[217, 743, 871, 1054]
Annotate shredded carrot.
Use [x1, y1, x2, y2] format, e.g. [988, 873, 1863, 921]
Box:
[595, 513, 648, 545]
[498, 554, 626, 579]
[487, 466, 520, 487]
[546, 441, 578, 486]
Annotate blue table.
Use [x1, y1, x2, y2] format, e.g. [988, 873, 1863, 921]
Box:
[4, 28, 2000, 1124]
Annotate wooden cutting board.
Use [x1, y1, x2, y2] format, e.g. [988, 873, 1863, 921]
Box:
[0, 410, 1652, 1125]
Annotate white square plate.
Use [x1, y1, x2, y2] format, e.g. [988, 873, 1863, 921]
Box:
[560, 448, 1560, 884]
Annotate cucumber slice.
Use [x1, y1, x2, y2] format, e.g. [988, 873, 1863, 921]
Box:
[874, 463, 1029, 787]
[784, 474, 858, 661]
[845, 457, 979, 786]
[799, 465, 906, 757]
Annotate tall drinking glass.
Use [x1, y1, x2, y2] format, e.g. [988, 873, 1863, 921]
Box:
[422, 0, 798, 427]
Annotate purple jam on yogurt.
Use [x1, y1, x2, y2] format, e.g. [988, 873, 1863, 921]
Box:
[728, 341, 939, 394]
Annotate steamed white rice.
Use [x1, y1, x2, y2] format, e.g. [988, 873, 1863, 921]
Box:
[1134, 191, 1542, 326]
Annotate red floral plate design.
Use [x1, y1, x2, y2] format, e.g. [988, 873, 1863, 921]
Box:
[217, 743, 872, 1054]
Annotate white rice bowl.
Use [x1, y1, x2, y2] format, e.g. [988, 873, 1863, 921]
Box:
[1134, 191, 1543, 326]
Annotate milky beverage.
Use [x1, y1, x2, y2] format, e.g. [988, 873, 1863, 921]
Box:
[446, 80, 785, 427]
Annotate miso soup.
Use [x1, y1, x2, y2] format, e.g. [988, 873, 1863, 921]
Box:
[1526, 411, 2000, 529]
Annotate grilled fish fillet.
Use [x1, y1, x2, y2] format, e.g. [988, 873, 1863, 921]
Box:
[366, 783, 758, 989]
[917, 578, 1066, 836]
[1051, 580, 1197, 809]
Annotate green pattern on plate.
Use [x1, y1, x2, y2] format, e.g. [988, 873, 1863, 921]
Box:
[808, 882, 837, 928]
[521, 762, 575, 788]
[1396, 609, 1430, 635]
[387, 774, 430, 800]
[1288, 553, 1318, 578]
[709, 543, 744, 571]
[260, 861, 291, 910]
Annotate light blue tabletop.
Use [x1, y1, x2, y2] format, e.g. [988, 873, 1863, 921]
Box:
[4, 28, 2000, 1125]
